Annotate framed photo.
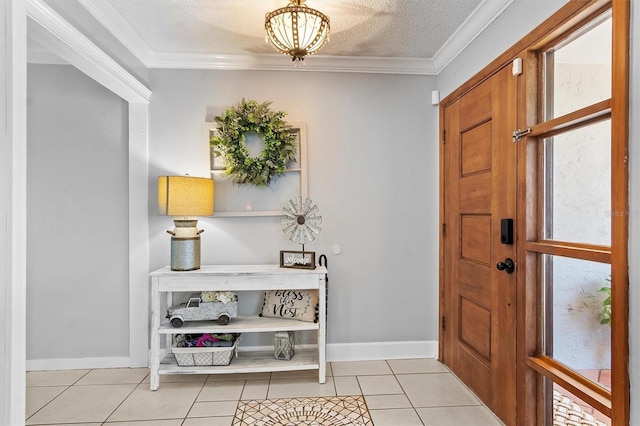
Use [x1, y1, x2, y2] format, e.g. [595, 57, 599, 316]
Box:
[280, 250, 316, 270]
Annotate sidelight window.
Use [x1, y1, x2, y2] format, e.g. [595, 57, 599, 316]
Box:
[542, 14, 611, 121]
[522, 5, 627, 425]
[542, 120, 612, 246]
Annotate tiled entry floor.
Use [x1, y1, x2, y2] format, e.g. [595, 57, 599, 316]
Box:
[26, 359, 504, 426]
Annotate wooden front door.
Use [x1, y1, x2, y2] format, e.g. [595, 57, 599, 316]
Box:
[441, 64, 518, 425]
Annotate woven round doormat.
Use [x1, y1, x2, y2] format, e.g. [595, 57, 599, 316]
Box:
[233, 395, 373, 426]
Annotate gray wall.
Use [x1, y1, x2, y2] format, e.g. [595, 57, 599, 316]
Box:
[15, 0, 639, 422]
[26, 64, 130, 361]
[148, 69, 440, 345]
[437, 0, 568, 97]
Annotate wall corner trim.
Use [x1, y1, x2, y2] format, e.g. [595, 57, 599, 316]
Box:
[26, 0, 150, 103]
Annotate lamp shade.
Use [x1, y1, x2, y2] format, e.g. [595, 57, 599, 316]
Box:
[158, 176, 214, 217]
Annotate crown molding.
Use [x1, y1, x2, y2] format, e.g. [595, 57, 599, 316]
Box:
[432, 0, 514, 71]
[148, 52, 439, 75]
[26, 0, 150, 103]
[78, 0, 153, 65]
[78, 0, 512, 75]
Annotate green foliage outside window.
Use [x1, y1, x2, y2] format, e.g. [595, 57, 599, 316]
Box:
[599, 276, 611, 327]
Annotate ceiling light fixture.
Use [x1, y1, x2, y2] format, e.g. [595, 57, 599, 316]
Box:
[265, 0, 330, 63]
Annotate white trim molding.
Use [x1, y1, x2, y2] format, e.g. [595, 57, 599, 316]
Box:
[431, 0, 514, 71]
[26, 341, 438, 372]
[327, 341, 438, 362]
[128, 103, 150, 368]
[149, 52, 440, 75]
[77, 0, 153, 65]
[1, 1, 28, 424]
[78, 0, 514, 75]
[27, 357, 132, 372]
[26, 0, 150, 103]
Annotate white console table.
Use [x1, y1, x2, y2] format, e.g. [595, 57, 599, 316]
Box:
[149, 264, 327, 390]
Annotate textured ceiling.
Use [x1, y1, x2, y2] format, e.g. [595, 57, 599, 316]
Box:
[101, 0, 483, 58]
[31, 0, 515, 73]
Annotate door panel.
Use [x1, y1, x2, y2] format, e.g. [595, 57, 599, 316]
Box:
[460, 297, 492, 360]
[460, 215, 492, 264]
[442, 65, 518, 425]
[459, 81, 492, 128]
[459, 174, 491, 212]
[461, 122, 492, 175]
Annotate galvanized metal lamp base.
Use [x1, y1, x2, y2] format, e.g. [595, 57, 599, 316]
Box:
[168, 219, 203, 271]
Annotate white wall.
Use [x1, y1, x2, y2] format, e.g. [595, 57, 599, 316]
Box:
[26, 63, 130, 366]
[148, 69, 440, 350]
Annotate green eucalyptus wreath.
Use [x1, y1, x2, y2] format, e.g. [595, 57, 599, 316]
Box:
[210, 99, 297, 188]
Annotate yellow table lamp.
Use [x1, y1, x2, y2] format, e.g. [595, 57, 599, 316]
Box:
[158, 176, 214, 271]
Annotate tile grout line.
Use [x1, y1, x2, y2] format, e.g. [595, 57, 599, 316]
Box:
[26, 360, 505, 426]
[183, 374, 213, 424]
[25, 379, 77, 424]
[101, 369, 153, 424]
[27, 368, 144, 425]
[386, 359, 427, 426]
[350, 361, 368, 417]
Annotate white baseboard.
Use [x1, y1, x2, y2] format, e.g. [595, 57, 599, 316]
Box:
[26, 340, 438, 371]
[223, 341, 438, 362]
[327, 340, 438, 362]
[27, 356, 131, 371]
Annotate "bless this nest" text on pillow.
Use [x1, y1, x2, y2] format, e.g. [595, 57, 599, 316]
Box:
[259, 290, 319, 323]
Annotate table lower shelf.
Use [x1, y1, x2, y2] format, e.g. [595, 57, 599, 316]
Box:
[158, 347, 320, 375]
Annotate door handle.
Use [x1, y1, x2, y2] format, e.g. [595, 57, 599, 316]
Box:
[496, 258, 515, 274]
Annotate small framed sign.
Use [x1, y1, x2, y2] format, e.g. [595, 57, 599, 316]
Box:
[279, 250, 316, 270]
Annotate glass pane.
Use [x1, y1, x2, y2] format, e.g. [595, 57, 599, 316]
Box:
[543, 120, 611, 245]
[543, 255, 611, 388]
[544, 14, 611, 120]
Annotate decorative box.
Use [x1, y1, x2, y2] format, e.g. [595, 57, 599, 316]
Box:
[173, 335, 240, 366]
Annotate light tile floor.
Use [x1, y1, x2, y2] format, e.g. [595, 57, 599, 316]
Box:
[26, 359, 504, 426]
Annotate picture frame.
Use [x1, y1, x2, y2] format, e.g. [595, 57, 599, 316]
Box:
[279, 250, 316, 270]
[210, 138, 227, 171]
[205, 122, 308, 217]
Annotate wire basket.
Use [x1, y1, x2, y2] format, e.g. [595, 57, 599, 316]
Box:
[172, 335, 240, 366]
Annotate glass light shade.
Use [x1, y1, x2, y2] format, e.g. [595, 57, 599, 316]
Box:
[265, 0, 330, 61]
[158, 176, 214, 217]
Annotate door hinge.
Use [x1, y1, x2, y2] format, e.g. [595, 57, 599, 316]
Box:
[442, 223, 446, 238]
[512, 128, 531, 142]
[442, 130, 446, 144]
[442, 316, 446, 331]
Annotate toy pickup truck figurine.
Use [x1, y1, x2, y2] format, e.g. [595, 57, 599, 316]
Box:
[166, 291, 238, 327]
